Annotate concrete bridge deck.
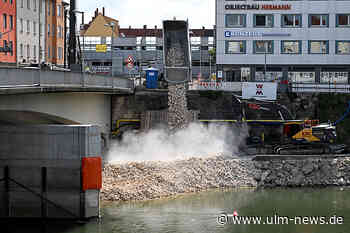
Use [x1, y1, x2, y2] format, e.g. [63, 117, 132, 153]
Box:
[0, 68, 134, 95]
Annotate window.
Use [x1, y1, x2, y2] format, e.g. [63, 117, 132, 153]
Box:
[48, 24, 50, 36]
[337, 14, 350, 27]
[146, 37, 156, 44]
[40, 23, 42, 35]
[254, 14, 273, 27]
[309, 41, 329, 54]
[57, 5, 61, 17]
[33, 45, 36, 58]
[33, 21, 36, 35]
[191, 37, 200, 51]
[309, 14, 329, 27]
[48, 1, 50, 15]
[9, 15, 13, 30]
[48, 46, 51, 58]
[281, 41, 302, 54]
[27, 20, 30, 33]
[27, 0, 30, 9]
[21, 0, 23, 8]
[225, 41, 246, 54]
[225, 14, 246, 27]
[52, 24, 55, 36]
[27, 44, 30, 59]
[9, 41, 13, 56]
[20, 19, 23, 33]
[254, 41, 273, 54]
[52, 46, 55, 58]
[336, 41, 350, 54]
[3, 14, 7, 29]
[281, 14, 302, 27]
[3, 40, 7, 55]
[20, 43, 23, 57]
[52, 1, 55, 16]
[58, 26, 62, 38]
[58, 47, 62, 60]
[33, 0, 36, 11]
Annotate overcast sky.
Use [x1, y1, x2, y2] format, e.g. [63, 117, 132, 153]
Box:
[77, 0, 215, 29]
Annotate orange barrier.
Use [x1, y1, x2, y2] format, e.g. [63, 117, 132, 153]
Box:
[82, 157, 102, 191]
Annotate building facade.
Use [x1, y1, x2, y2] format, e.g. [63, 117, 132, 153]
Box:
[45, 0, 65, 66]
[216, 0, 350, 84]
[0, 0, 17, 65]
[82, 25, 215, 79]
[16, 0, 46, 64]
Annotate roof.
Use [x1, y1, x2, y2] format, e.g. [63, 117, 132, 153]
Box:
[81, 13, 119, 37]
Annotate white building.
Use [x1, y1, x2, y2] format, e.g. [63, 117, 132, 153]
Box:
[215, 0, 350, 84]
[17, 0, 45, 64]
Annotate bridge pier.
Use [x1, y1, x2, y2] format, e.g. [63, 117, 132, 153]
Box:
[0, 125, 101, 220]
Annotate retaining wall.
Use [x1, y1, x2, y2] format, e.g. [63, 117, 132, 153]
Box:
[254, 156, 350, 187]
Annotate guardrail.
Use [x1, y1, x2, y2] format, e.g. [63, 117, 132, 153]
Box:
[0, 67, 134, 92]
[189, 81, 243, 92]
[291, 83, 350, 93]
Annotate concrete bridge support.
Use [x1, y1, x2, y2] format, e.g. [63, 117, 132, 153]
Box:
[0, 125, 101, 219]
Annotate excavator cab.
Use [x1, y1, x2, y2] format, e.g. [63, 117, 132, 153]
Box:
[290, 120, 336, 143]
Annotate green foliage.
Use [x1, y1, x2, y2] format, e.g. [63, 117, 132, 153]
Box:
[318, 94, 350, 144]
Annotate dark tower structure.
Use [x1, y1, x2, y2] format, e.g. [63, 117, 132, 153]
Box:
[68, 0, 77, 68]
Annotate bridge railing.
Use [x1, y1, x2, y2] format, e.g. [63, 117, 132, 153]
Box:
[0, 67, 134, 91]
[291, 83, 350, 93]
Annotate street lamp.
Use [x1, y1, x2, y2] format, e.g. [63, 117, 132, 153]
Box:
[104, 22, 116, 77]
[264, 51, 267, 82]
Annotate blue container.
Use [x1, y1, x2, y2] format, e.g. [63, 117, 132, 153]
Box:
[146, 68, 159, 89]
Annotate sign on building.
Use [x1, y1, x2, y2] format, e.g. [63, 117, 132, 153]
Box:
[242, 82, 277, 100]
[96, 44, 107, 53]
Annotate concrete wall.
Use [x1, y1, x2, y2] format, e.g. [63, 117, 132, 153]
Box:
[0, 93, 111, 136]
[0, 125, 101, 219]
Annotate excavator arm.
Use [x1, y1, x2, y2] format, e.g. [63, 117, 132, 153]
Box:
[333, 101, 350, 126]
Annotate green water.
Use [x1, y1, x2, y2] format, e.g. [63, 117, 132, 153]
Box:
[6, 188, 350, 233]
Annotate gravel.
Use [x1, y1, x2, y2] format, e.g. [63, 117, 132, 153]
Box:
[101, 156, 258, 202]
[168, 83, 193, 132]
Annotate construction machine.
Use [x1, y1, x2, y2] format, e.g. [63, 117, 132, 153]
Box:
[242, 100, 350, 155]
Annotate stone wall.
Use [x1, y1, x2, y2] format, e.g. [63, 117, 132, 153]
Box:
[254, 156, 350, 187]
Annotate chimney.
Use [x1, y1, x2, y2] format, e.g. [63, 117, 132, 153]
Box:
[103, 7, 105, 16]
[94, 9, 98, 17]
[202, 26, 205, 29]
[129, 25, 131, 29]
[155, 25, 157, 29]
[143, 25, 147, 29]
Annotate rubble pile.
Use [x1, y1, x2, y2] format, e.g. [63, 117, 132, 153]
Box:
[102, 156, 258, 201]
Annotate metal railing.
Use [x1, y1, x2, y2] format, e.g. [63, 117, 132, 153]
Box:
[0, 67, 134, 92]
[291, 83, 350, 93]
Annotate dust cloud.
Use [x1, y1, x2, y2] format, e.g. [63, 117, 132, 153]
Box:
[107, 123, 247, 163]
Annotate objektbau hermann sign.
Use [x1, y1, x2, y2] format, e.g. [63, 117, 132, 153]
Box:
[225, 4, 291, 10]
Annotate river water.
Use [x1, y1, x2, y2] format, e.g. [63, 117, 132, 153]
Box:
[6, 187, 350, 233]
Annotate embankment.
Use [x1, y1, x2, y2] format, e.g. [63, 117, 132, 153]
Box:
[101, 155, 350, 202]
[102, 156, 257, 201]
[254, 155, 350, 187]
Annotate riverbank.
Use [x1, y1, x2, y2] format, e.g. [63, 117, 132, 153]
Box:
[101, 155, 258, 201]
[101, 155, 350, 202]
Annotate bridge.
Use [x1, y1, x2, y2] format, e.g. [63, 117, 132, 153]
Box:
[0, 67, 135, 220]
[0, 68, 134, 136]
